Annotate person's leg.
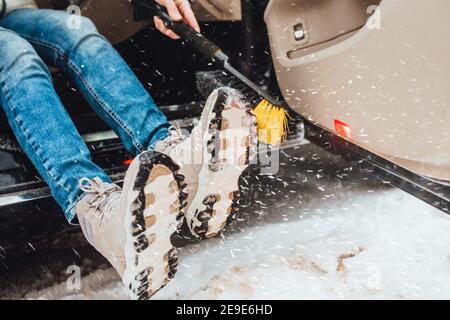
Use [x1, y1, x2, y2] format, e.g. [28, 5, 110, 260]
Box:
[0, 27, 111, 222]
[1, 10, 187, 298]
[0, 22, 184, 299]
[1, 8, 170, 155]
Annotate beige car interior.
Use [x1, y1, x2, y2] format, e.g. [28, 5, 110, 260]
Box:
[191, 0, 242, 21]
[265, 0, 450, 181]
[35, 0, 242, 44]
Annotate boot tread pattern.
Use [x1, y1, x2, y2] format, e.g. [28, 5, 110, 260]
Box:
[127, 152, 187, 300]
[190, 88, 257, 240]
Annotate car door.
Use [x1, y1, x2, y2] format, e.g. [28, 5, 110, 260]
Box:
[265, 0, 450, 181]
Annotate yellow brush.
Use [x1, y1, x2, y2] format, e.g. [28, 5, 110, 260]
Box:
[254, 99, 291, 145]
[134, 0, 290, 145]
[216, 63, 291, 146]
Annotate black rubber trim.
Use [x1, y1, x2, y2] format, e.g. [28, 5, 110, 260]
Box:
[0, 0, 7, 20]
[303, 118, 450, 215]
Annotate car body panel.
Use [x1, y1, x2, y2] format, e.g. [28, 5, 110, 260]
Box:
[265, 0, 450, 181]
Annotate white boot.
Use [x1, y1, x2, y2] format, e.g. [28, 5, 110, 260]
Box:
[76, 152, 186, 299]
[156, 87, 257, 240]
[187, 88, 257, 239]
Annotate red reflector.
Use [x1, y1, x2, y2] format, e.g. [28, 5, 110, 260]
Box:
[123, 159, 133, 166]
[334, 119, 352, 139]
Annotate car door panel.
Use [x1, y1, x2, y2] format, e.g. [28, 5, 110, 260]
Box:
[265, 0, 450, 181]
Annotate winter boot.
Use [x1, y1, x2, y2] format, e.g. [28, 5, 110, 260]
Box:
[76, 151, 187, 299]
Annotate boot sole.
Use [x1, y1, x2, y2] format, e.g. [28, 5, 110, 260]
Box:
[122, 152, 187, 299]
[187, 88, 257, 239]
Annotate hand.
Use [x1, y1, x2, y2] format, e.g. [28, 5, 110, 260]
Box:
[154, 0, 200, 40]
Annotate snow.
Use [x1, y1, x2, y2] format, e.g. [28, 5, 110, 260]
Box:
[24, 179, 450, 300]
[28, 189, 450, 300]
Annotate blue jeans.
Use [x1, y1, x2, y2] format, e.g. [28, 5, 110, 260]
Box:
[0, 9, 170, 222]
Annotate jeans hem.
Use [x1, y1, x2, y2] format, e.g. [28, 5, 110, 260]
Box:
[64, 204, 78, 225]
[147, 127, 169, 151]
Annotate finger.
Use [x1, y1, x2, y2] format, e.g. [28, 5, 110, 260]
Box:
[177, 0, 200, 32]
[154, 16, 180, 40]
[164, 0, 183, 21]
[154, 17, 180, 39]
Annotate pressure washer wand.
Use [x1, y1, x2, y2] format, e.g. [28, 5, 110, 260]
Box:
[133, 0, 281, 106]
[133, 0, 291, 145]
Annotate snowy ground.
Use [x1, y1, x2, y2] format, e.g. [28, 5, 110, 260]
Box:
[21, 144, 450, 300]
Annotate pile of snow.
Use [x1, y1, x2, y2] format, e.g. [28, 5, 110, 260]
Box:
[25, 182, 450, 300]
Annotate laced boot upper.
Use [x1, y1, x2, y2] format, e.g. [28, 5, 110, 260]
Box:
[76, 177, 127, 274]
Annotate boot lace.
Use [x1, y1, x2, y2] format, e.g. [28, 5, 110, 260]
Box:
[79, 177, 121, 220]
[159, 125, 187, 154]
